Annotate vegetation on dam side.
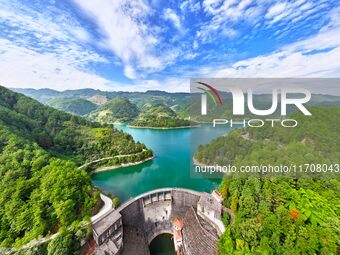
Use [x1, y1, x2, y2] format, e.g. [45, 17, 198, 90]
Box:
[195, 107, 340, 254]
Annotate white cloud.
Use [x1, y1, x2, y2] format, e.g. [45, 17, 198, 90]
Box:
[0, 1, 92, 47]
[0, 37, 188, 92]
[163, 8, 182, 30]
[0, 39, 113, 91]
[1, 0, 339, 94]
[72, 0, 179, 79]
[196, 22, 340, 83]
[124, 65, 138, 79]
[198, 0, 262, 43]
[0, 0, 111, 90]
[193, 40, 199, 49]
[113, 12, 340, 93]
[264, 0, 321, 25]
[265, 2, 287, 19]
[180, 0, 200, 13]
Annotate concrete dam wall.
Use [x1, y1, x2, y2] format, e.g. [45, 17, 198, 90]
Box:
[92, 188, 224, 255]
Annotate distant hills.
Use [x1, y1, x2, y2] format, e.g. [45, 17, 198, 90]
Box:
[87, 96, 139, 123]
[48, 98, 97, 116]
[11, 87, 340, 126]
[11, 88, 190, 127]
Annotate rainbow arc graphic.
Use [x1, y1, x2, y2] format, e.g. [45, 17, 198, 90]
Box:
[196, 82, 223, 115]
[196, 82, 223, 107]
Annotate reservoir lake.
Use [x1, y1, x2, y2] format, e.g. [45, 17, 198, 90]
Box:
[92, 124, 237, 202]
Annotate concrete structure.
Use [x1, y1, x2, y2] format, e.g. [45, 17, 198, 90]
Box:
[197, 193, 225, 235]
[92, 208, 123, 254]
[92, 188, 226, 255]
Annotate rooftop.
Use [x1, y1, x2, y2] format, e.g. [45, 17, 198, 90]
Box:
[173, 217, 184, 229]
[182, 206, 218, 255]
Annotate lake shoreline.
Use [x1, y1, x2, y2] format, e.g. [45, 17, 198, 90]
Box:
[91, 156, 154, 174]
[192, 157, 207, 166]
[93, 123, 231, 202]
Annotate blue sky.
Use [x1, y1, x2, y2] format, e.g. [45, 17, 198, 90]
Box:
[0, 0, 339, 92]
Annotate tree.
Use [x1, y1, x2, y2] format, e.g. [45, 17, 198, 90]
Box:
[47, 230, 80, 255]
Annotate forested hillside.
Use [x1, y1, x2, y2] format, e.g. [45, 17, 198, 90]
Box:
[13, 87, 340, 127]
[86, 96, 139, 123]
[194, 106, 340, 254]
[129, 103, 191, 128]
[195, 107, 339, 167]
[0, 86, 152, 248]
[11, 88, 190, 124]
[48, 98, 97, 116]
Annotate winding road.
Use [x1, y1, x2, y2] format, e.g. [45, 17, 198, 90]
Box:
[91, 193, 113, 222]
[78, 149, 148, 169]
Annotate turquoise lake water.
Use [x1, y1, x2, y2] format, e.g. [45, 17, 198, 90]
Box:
[92, 124, 236, 202]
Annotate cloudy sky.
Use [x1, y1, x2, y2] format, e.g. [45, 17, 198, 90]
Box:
[0, 0, 339, 92]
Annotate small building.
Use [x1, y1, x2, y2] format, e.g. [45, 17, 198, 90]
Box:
[172, 217, 184, 251]
[212, 190, 223, 203]
[197, 192, 225, 235]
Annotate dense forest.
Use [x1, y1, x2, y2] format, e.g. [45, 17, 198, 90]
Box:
[48, 98, 97, 116]
[129, 103, 191, 128]
[195, 106, 340, 254]
[14, 87, 340, 127]
[86, 96, 139, 123]
[0, 86, 152, 250]
[12, 88, 191, 127]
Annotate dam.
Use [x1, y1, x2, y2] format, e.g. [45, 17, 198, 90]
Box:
[91, 188, 227, 255]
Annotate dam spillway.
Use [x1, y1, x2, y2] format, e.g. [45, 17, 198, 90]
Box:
[91, 188, 226, 255]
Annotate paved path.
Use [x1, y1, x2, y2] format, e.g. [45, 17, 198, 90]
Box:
[78, 150, 147, 169]
[91, 193, 113, 222]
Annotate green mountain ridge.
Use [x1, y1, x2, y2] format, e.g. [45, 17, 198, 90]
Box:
[11, 88, 192, 127]
[11, 88, 340, 123]
[86, 96, 139, 123]
[0, 86, 152, 248]
[48, 98, 97, 116]
[129, 103, 191, 128]
[10, 88, 190, 118]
